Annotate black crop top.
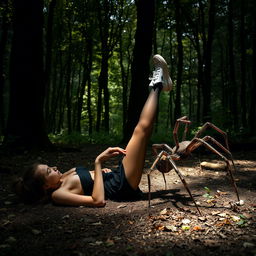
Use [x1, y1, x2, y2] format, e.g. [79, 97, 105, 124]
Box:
[76, 167, 94, 195]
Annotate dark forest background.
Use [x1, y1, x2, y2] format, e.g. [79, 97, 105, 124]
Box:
[0, 0, 255, 150]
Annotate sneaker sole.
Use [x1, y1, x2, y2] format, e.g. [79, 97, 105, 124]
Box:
[152, 54, 173, 91]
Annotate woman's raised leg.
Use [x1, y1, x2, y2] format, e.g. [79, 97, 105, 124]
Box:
[123, 54, 172, 189]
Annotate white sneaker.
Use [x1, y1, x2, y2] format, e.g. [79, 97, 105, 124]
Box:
[149, 54, 173, 91]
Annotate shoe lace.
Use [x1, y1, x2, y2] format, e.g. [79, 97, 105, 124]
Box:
[149, 67, 161, 81]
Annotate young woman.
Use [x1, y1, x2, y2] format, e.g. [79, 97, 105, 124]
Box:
[15, 54, 173, 206]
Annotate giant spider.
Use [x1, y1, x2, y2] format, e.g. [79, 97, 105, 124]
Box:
[147, 116, 240, 215]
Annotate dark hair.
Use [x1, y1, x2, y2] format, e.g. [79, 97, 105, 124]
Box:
[13, 163, 47, 204]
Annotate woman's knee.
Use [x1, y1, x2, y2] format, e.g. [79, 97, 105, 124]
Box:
[134, 120, 152, 137]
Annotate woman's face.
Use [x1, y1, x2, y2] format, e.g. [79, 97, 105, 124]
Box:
[36, 164, 62, 189]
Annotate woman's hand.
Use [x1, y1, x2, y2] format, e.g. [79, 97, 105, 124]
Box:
[95, 147, 126, 164]
[102, 168, 112, 173]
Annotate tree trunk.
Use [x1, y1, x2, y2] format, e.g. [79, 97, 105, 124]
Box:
[228, 0, 238, 131]
[87, 49, 93, 136]
[240, 0, 247, 129]
[249, 15, 256, 135]
[76, 37, 93, 134]
[124, 0, 155, 142]
[0, 0, 9, 136]
[44, 0, 57, 130]
[66, 24, 72, 135]
[4, 0, 51, 149]
[174, 0, 183, 120]
[202, 0, 216, 122]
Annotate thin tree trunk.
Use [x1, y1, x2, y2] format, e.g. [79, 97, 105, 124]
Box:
[249, 15, 256, 135]
[174, 0, 183, 120]
[240, 0, 247, 129]
[0, 0, 8, 135]
[202, 0, 216, 122]
[228, 0, 238, 130]
[44, 0, 56, 129]
[66, 24, 72, 135]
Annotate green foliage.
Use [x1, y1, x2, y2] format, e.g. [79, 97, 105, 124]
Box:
[49, 131, 121, 146]
[1, 0, 256, 145]
[202, 186, 214, 199]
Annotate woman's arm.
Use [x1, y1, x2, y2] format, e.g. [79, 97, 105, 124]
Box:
[52, 189, 105, 207]
[92, 147, 126, 205]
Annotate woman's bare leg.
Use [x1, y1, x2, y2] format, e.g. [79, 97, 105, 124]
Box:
[123, 54, 172, 189]
[122, 88, 161, 189]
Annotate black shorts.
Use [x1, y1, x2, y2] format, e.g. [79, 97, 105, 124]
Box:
[103, 158, 142, 201]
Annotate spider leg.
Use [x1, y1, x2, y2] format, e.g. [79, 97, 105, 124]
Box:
[194, 122, 230, 151]
[152, 144, 173, 155]
[166, 156, 202, 215]
[148, 151, 166, 208]
[185, 138, 240, 201]
[200, 136, 238, 173]
[173, 116, 191, 152]
[148, 150, 201, 215]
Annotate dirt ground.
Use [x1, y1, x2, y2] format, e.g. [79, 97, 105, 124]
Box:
[0, 144, 256, 256]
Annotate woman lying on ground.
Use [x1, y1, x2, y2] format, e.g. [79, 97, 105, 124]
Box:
[15, 54, 173, 207]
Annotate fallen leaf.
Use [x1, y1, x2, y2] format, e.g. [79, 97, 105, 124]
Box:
[193, 226, 203, 231]
[165, 225, 177, 232]
[182, 219, 191, 224]
[231, 216, 240, 222]
[198, 216, 207, 222]
[211, 211, 221, 215]
[217, 213, 227, 217]
[160, 208, 169, 215]
[216, 190, 228, 195]
[181, 225, 190, 231]
[216, 218, 231, 226]
[154, 223, 165, 231]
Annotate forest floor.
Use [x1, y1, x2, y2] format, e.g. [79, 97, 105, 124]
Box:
[0, 144, 256, 256]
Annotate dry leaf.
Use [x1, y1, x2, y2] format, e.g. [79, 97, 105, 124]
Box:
[231, 216, 240, 222]
[211, 211, 221, 215]
[165, 225, 177, 232]
[216, 218, 231, 226]
[154, 223, 165, 231]
[193, 226, 202, 231]
[182, 219, 191, 224]
[160, 208, 169, 215]
[217, 213, 227, 217]
[198, 216, 207, 222]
